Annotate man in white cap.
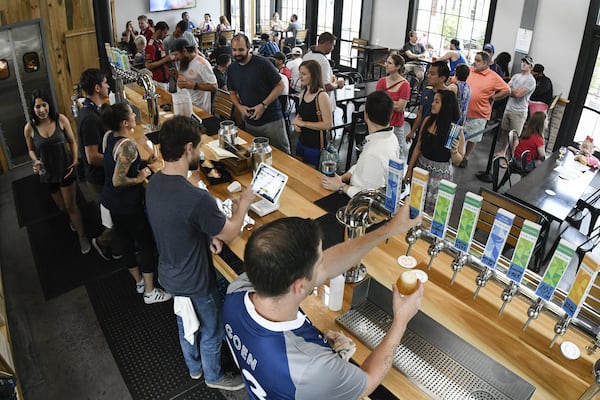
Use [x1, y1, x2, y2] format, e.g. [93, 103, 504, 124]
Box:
[171, 38, 217, 113]
[286, 47, 303, 93]
[495, 55, 537, 158]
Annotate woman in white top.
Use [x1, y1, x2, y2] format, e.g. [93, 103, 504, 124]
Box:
[199, 13, 214, 32]
[270, 12, 284, 34]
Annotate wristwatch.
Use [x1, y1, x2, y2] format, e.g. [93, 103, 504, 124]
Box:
[261, 101, 268, 108]
[337, 183, 346, 193]
[194, 82, 199, 90]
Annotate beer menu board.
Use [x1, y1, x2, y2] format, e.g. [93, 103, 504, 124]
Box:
[506, 220, 542, 284]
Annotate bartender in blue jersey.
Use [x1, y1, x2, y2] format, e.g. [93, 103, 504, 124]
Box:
[435, 38, 468, 76]
[223, 209, 423, 400]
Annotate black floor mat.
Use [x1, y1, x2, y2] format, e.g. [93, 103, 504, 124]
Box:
[86, 269, 228, 400]
[26, 200, 124, 299]
[314, 191, 349, 214]
[12, 174, 85, 227]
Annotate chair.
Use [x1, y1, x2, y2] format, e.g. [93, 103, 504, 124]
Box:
[212, 89, 234, 121]
[546, 94, 561, 141]
[477, 187, 549, 272]
[492, 151, 531, 192]
[294, 29, 308, 50]
[199, 31, 217, 52]
[338, 110, 367, 170]
[350, 38, 368, 71]
[219, 30, 235, 42]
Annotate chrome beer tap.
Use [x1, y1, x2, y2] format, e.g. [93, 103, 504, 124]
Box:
[499, 281, 520, 315]
[550, 314, 571, 348]
[586, 332, 600, 355]
[473, 267, 495, 299]
[405, 225, 423, 255]
[427, 238, 450, 270]
[578, 359, 600, 400]
[450, 251, 470, 285]
[523, 298, 545, 331]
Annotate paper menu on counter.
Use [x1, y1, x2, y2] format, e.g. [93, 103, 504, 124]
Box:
[535, 239, 577, 301]
[454, 192, 482, 253]
[430, 179, 456, 239]
[408, 167, 429, 219]
[481, 208, 515, 270]
[561, 253, 600, 318]
[506, 220, 542, 284]
[385, 159, 404, 213]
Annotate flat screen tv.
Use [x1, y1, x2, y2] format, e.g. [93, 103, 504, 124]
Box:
[149, 0, 196, 13]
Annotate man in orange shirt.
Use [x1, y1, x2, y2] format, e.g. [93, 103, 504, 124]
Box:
[459, 51, 510, 168]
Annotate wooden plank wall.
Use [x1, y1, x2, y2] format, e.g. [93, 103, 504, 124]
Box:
[0, 0, 110, 171]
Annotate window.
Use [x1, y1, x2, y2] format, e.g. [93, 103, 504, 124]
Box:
[338, 0, 363, 68]
[414, 0, 491, 63]
[575, 50, 600, 143]
[316, 0, 335, 37]
[230, 0, 252, 34]
[259, 1, 271, 33]
[0, 59, 8, 80]
[280, 1, 306, 28]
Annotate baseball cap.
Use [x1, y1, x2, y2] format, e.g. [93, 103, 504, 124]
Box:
[522, 55, 535, 66]
[291, 47, 303, 55]
[483, 43, 494, 53]
[172, 38, 193, 52]
[532, 64, 544, 73]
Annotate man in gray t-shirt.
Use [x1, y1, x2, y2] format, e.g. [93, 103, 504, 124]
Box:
[145, 115, 255, 391]
[496, 55, 537, 157]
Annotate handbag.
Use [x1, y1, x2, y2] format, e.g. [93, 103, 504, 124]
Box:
[315, 91, 340, 171]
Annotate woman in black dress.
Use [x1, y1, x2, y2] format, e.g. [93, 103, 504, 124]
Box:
[23, 90, 90, 253]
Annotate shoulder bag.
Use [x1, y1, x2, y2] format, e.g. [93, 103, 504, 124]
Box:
[315, 90, 339, 171]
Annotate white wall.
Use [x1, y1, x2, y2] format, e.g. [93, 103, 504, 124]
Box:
[113, 0, 221, 39]
[371, 0, 589, 98]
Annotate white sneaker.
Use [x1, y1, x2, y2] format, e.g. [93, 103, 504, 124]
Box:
[206, 372, 245, 391]
[190, 371, 203, 380]
[143, 288, 172, 304]
[135, 279, 145, 294]
[79, 237, 91, 254]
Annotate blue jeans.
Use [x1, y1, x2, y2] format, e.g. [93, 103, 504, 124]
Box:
[176, 287, 224, 383]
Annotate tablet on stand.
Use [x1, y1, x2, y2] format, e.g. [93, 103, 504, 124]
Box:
[249, 163, 288, 217]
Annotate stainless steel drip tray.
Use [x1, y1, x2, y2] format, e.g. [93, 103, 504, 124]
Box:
[336, 278, 535, 400]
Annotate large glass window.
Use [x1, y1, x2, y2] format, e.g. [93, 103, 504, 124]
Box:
[415, 0, 491, 64]
[280, 1, 306, 28]
[575, 51, 600, 143]
[259, 2, 271, 33]
[317, 0, 335, 37]
[338, 0, 362, 68]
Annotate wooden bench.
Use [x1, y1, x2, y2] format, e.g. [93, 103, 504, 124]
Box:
[477, 187, 550, 272]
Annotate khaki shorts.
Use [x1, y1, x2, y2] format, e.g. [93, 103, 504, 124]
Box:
[463, 118, 488, 143]
[501, 110, 527, 134]
[404, 62, 424, 76]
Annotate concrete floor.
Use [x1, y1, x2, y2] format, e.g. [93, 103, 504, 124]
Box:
[0, 111, 552, 400]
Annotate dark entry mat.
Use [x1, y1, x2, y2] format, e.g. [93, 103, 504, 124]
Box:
[86, 269, 228, 400]
[26, 201, 123, 299]
[12, 174, 85, 227]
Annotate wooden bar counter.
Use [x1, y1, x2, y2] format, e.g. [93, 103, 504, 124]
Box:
[124, 84, 594, 400]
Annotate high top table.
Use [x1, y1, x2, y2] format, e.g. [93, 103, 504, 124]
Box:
[124, 84, 596, 400]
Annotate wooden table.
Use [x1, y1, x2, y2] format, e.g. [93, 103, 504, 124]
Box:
[125, 84, 596, 400]
[352, 44, 388, 79]
[505, 151, 597, 223]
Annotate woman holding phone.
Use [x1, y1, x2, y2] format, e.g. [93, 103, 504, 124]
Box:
[24, 90, 90, 253]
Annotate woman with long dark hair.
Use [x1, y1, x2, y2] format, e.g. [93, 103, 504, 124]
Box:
[513, 111, 546, 170]
[100, 102, 171, 304]
[24, 90, 90, 253]
[292, 59, 333, 166]
[406, 89, 465, 213]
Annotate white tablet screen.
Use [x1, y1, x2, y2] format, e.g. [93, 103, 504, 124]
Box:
[251, 163, 288, 204]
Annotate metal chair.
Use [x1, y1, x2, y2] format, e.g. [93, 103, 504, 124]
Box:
[350, 38, 368, 71]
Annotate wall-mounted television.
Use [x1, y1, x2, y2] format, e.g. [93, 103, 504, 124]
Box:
[149, 0, 196, 13]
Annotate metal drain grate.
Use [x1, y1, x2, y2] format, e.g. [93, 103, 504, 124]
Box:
[337, 301, 533, 400]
